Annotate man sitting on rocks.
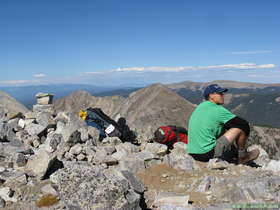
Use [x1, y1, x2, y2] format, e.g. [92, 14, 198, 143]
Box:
[187, 84, 260, 164]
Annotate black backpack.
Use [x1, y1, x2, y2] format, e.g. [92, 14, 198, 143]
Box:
[85, 107, 137, 143]
[85, 107, 121, 137]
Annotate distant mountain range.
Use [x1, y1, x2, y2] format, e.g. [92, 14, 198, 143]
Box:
[0, 84, 117, 109]
[1, 80, 280, 128]
[0, 81, 279, 159]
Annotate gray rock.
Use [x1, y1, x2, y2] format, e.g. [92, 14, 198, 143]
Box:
[64, 152, 75, 160]
[50, 162, 141, 210]
[24, 118, 35, 125]
[33, 104, 54, 115]
[87, 126, 100, 143]
[25, 149, 61, 179]
[84, 145, 96, 156]
[0, 142, 26, 160]
[14, 153, 27, 167]
[0, 196, 5, 208]
[55, 121, 65, 134]
[134, 151, 156, 161]
[92, 149, 108, 164]
[100, 145, 116, 155]
[116, 142, 140, 153]
[145, 159, 164, 168]
[61, 119, 86, 145]
[24, 111, 36, 119]
[173, 142, 187, 151]
[7, 118, 20, 130]
[44, 132, 62, 153]
[120, 170, 146, 193]
[103, 156, 118, 165]
[32, 138, 41, 148]
[211, 170, 280, 203]
[111, 149, 129, 161]
[102, 136, 123, 146]
[0, 170, 27, 186]
[194, 176, 215, 192]
[69, 143, 83, 155]
[207, 158, 229, 170]
[78, 127, 89, 143]
[144, 142, 168, 156]
[118, 156, 146, 174]
[166, 150, 198, 172]
[76, 153, 86, 161]
[25, 123, 46, 137]
[0, 122, 16, 142]
[264, 160, 280, 173]
[36, 112, 55, 128]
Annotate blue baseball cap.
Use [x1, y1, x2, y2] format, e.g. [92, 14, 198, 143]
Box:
[203, 84, 228, 98]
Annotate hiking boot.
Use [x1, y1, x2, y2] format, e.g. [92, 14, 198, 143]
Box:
[238, 149, 260, 164]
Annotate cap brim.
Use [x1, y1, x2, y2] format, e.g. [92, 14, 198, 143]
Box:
[217, 88, 228, 93]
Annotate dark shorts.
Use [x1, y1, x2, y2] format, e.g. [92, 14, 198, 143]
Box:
[189, 136, 238, 162]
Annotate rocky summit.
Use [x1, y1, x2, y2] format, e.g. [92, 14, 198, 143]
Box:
[0, 87, 279, 210]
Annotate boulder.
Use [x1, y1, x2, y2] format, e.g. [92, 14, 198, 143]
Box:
[165, 149, 198, 172]
[0, 122, 16, 142]
[25, 149, 62, 179]
[33, 104, 54, 115]
[35, 112, 55, 128]
[44, 132, 62, 153]
[120, 170, 146, 194]
[25, 123, 47, 137]
[143, 142, 168, 156]
[50, 162, 141, 210]
[118, 155, 146, 174]
[69, 143, 83, 155]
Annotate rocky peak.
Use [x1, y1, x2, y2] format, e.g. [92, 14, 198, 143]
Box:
[0, 91, 29, 116]
[116, 83, 196, 139]
[0, 91, 280, 209]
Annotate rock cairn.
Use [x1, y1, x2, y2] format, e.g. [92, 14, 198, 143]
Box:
[0, 93, 279, 209]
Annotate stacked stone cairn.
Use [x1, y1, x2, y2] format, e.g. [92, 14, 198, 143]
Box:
[0, 93, 279, 209]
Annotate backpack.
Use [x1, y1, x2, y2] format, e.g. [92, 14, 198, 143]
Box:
[80, 107, 137, 143]
[153, 125, 188, 147]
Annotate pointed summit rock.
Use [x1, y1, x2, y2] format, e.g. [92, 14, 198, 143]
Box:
[54, 90, 125, 116]
[0, 90, 29, 117]
[117, 83, 196, 139]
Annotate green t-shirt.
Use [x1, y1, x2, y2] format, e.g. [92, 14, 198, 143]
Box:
[187, 101, 236, 154]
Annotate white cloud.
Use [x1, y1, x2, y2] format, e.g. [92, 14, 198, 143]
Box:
[34, 74, 46, 78]
[229, 50, 272, 55]
[109, 63, 276, 73]
[83, 72, 107, 75]
[2, 80, 29, 85]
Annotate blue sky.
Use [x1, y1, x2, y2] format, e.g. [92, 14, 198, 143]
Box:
[0, 0, 279, 87]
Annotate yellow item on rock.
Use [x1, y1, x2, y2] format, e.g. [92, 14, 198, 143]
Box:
[79, 110, 87, 120]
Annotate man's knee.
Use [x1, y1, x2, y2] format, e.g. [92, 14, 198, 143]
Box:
[225, 117, 250, 136]
[223, 128, 243, 143]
